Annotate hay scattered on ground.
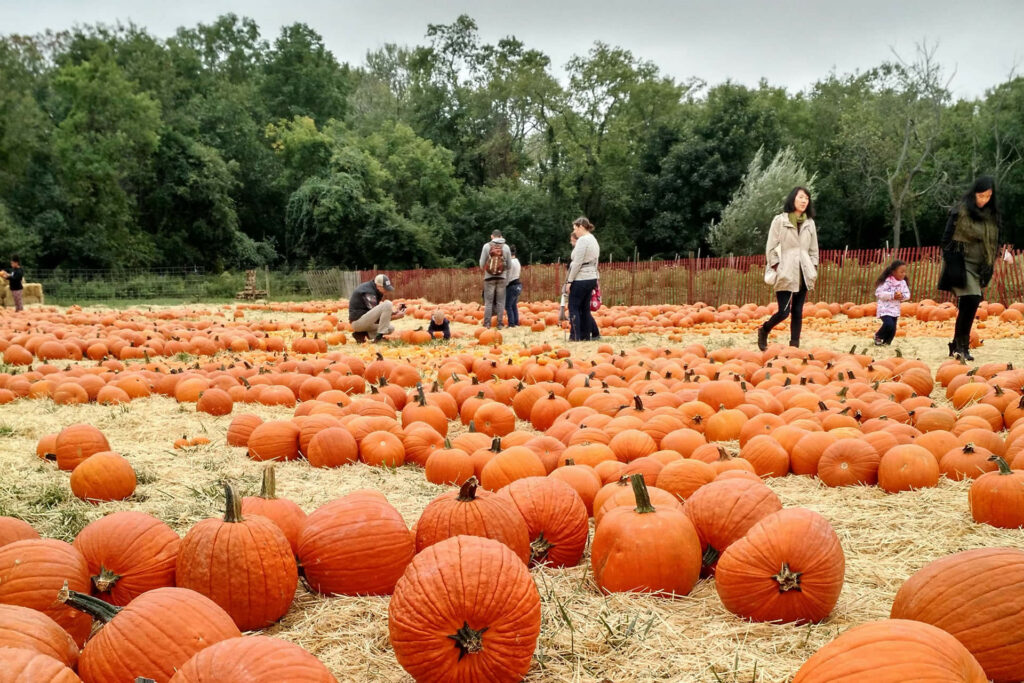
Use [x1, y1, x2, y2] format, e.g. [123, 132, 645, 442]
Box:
[1, 308, 1022, 682]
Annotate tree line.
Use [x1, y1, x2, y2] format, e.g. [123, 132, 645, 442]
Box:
[0, 14, 1021, 272]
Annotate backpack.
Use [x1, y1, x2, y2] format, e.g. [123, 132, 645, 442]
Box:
[485, 242, 506, 276]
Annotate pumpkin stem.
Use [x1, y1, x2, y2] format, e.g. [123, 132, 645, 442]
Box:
[990, 455, 1013, 475]
[92, 566, 122, 594]
[530, 532, 555, 565]
[259, 465, 277, 499]
[489, 436, 503, 453]
[630, 473, 656, 514]
[447, 620, 488, 660]
[702, 545, 720, 568]
[962, 443, 975, 454]
[223, 483, 244, 523]
[58, 581, 121, 624]
[457, 477, 479, 502]
[772, 562, 803, 592]
[416, 383, 428, 407]
[564, 458, 575, 466]
[443, 438, 453, 449]
[633, 394, 644, 411]
[467, 420, 477, 433]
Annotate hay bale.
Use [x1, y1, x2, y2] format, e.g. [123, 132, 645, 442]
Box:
[0, 281, 43, 306]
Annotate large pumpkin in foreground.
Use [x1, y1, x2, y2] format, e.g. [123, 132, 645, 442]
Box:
[890, 547, 1024, 682]
[388, 535, 541, 683]
[0, 646, 82, 683]
[793, 619, 986, 682]
[168, 635, 336, 682]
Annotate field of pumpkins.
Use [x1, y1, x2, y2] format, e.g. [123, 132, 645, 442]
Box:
[0, 296, 1023, 682]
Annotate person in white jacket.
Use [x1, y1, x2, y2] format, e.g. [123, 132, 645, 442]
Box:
[758, 187, 819, 351]
[563, 217, 601, 341]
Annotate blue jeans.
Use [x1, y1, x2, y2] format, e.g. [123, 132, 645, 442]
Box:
[875, 316, 898, 344]
[505, 280, 522, 326]
[568, 279, 600, 341]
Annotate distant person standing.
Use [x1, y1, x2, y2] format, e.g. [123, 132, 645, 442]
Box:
[504, 245, 522, 327]
[479, 229, 512, 329]
[564, 217, 600, 341]
[0, 256, 24, 312]
[938, 176, 1012, 361]
[348, 273, 405, 342]
[758, 187, 819, 351]
[558, 233, 577, 323]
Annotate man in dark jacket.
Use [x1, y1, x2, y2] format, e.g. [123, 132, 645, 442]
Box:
[1, 255, 24, 312]
[349, 274, 405, 342]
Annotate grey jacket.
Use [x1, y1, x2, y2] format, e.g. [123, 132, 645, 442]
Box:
[479, 238, 513, 281]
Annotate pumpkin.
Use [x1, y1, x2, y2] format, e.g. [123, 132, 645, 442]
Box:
[54, 424, 110, 471]
[167, 635, 337, 682]
[306, 426, 359, 468]
[656, 459, 716, 501]
[196, 388, 233, 416]
[0, 516, 39, 548]
[225, 414, 263, 447]
[715, 508, 845, 623]
[939, 443, 997, 481]
[425, 440, 475, 485]
[591, 475, 702, 596]
[890, 547, 1024, 682]
[548, 461, 603, 516]
[246, 420, 301, 462]
[817, 439, 881, 487]
[35, 433, 58, 462]
[878, 444, 940, 493]
[176, 484, 298, 631]
[0, 647, 82, 683]
[593, 477, 682, 525]
[71, 511, 180, 606]
[969, 456, 1024, 528]
[0, 539, 92, 646]
[496, 477, 588, 568]
[415, 478, 531, 564]
[739, 434, 790, 477]
[61, 586, 241, 682]
[683, 478, 783, 574]
[298, 490, 414, 596]
[0, 604, 79, 670]
[241, 465, 307, 555]
[479, 446, 546, 491]
[359, 430, 406, 467]
[793, 619, 986, 683]
[529, 391, 571, 431]
[69, 451, 136, 503]
[401, 385, 449, 436]
[388, 535, 541, 683]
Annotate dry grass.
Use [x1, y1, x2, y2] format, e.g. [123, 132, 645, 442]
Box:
[2, 307, 1023, 682]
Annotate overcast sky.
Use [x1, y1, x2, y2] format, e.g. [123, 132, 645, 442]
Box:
[3, 0, 1022, 98]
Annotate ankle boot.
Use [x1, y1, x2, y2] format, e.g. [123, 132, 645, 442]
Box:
[756, 327, 768, 352]
[955, 336, 974, 362]
[947, 340, 956, 358]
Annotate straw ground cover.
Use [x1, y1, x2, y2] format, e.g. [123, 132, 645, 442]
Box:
[1, 306, 1022, 681]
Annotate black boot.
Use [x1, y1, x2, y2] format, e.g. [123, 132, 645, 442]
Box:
[756, 326, 768, 352]
[947, 340, 956, 358]
[955, 336, 974, 362]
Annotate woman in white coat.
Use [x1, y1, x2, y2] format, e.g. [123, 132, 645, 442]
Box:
[758, 187, 819, 351]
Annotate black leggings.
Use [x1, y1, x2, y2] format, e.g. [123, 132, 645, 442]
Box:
[954, 295, 982, 338]
[875, 316, 898, 344]
[762, 285, 808, 345]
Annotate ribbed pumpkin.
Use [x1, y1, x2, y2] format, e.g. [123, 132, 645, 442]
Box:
[240, 465, 307, 555]
[0, 539, 92, 646]
[226, 414, 263, 447]
[196, 388, 233, 416]
[0, 516, 39, 548]
[683, 478, 783, 574]
[890, 547, 1024, 682]
[479, 446, 546, 491]
[0, 604, 79, 670]
[298, 490, 414, 596]
[817, 439, 881, 487]
[878, 444, 940, 493]
[969, 456, 1024, 528]
[548, 461, 603, 516]
[176, 484, 298, 631]
[939, 443, 997, 481]
[793, 619, 986, 683]
[656, 458, 715, 501]
[0, 647, 82, 683]
[591, 475, 702, 596]
[415, 477, 531, 564]
[168, 635, 337, 682]
[306, 426, 359, 468]
[246, 420, 301, 461]
[388, 535, 541, 683]
[739, 434, 790, 477]
[425, 440, 475, 485]
[72, 510, 180, 606]
[54, 424, 110, 471]
[69, 451, 136, 503]
[715, 508, 845, 623]
[61, 586, 241, 682]
[359, 430, 406, 467]
[496, 477, 588, 568]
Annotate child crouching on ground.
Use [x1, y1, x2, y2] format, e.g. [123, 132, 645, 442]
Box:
[874, 260, 910, 346]
[427, 309, 451, 340]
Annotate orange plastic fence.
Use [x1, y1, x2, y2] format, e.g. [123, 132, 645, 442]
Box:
[362, 247, 1024, 308]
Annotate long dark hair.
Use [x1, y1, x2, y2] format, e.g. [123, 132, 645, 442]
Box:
[876, 259, 909, 288]
[961, 175, 1000, 225]
[783, 187, 815, 218]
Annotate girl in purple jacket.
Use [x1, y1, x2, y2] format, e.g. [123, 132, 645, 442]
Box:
[874, 260, 911, 346]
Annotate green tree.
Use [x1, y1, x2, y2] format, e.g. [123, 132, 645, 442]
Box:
[261, 23, 351, 124]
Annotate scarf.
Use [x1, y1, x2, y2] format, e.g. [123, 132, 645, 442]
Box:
[952, 204, 998, 266]
[788, 212, 806, 229]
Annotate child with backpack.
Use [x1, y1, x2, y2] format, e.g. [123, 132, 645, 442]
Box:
[874, 259, 911, 346]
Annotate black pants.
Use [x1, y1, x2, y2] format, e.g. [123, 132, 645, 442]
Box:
[875, 316, 898, 344]
[954, 295, 982, 339]
[761, 284, 807, 346]
[568, 279, 600, 341]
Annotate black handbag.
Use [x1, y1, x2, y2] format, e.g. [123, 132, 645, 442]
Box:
[937, 243, 966, 292]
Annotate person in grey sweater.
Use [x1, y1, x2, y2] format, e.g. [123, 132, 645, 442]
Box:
[479, 229, 513, 329]
[563, 217, 600, 341]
